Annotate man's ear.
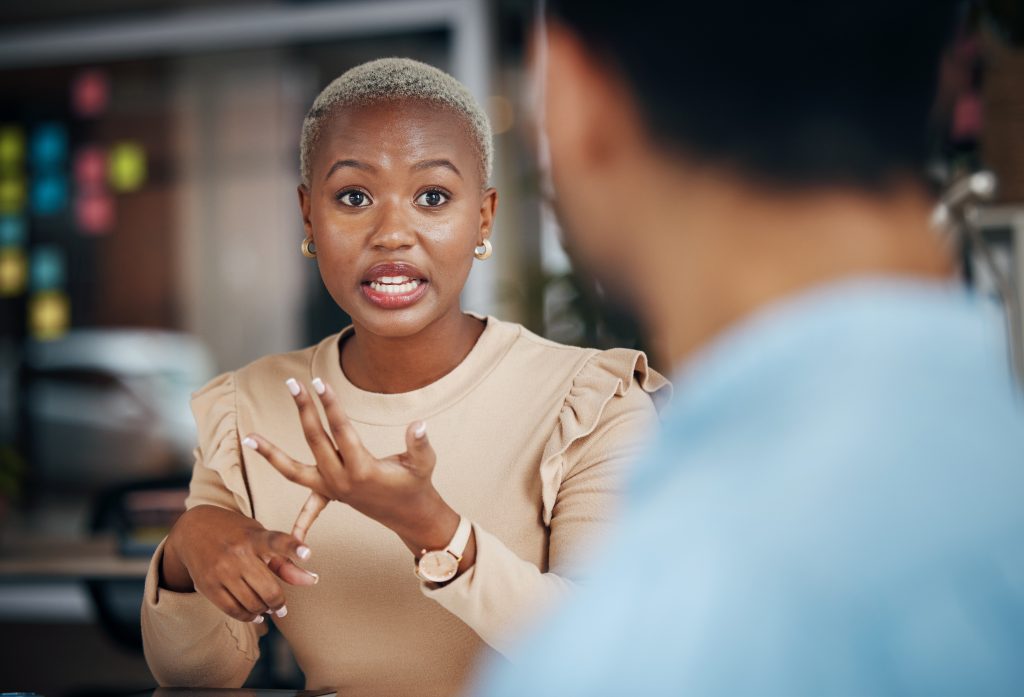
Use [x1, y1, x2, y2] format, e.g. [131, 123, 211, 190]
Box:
[479, 187, 498, 243]
[297, 184, 313, 239]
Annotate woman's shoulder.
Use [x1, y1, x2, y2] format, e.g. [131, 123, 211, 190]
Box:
[191, 334, 337, 405]
[489, 319, 672, 525]
[496, 318, 671, 408]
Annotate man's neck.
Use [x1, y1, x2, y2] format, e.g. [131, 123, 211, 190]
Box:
[627, 170, 953, 369]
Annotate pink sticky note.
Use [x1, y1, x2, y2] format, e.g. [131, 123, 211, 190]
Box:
[75, 190, 115, 235]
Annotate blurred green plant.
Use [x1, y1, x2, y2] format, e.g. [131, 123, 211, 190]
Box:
[0, 443, 26, 503]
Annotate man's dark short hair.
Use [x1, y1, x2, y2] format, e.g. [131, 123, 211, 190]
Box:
[547, 1, 960, 189]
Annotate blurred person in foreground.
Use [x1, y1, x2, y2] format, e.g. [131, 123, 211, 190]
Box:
[141, 58, 668, 696]
[479, 1, 1024, 694]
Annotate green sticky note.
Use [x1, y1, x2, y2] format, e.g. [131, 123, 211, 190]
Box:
[109, 141, 147, 192]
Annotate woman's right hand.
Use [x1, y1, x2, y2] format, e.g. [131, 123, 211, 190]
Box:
[160, 504, 318, 623]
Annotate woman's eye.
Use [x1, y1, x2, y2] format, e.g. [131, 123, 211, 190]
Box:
[415, 190, 449, 207]
[338, 190, 371, 207]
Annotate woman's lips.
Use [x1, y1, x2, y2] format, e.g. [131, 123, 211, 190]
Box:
[360, 262, 429, 309]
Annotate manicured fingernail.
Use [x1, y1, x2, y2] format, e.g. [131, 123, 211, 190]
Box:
[414, 421, 427, 439]
[285, 378, 300, 396]
[252, 615, 264, 624]
[309, 571, 320, 584]
[275, 606, 288, 618]
[312, 377, 325, 395]
[242, 437, 258, 450]
[297, 545, 311, 560]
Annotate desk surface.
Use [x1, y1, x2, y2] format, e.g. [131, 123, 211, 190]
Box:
[0, 534, 150, 580]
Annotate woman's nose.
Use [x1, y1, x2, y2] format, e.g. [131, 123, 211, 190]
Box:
[369, 201, 416, 250]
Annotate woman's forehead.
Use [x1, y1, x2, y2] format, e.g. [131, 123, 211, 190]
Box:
[314, 100, 480, 176]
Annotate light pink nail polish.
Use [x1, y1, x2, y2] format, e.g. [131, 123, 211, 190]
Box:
[285, 378, 300, 396]
[414, 421, 427, 439]
[309, 571, 320, 584]
[242, 437, 258, 450]
[252, 615, 264, 624]
[312, 377, 326, 395]
[297, 545, 311, 561]
[275, 606, 288, 618]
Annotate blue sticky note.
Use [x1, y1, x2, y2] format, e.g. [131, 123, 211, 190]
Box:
[0, 216, 26, 247]
[30, 122, 68, 168]
[31, 173, 68, 215]
[30, 245, 64, 290]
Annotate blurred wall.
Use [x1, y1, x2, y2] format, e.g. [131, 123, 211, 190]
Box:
[174, 50, 309, 372]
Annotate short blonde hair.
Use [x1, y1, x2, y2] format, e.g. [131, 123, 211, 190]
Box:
[299, 57, 493, 188]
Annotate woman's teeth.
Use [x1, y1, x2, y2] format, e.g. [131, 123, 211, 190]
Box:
[369, 277, 421, 294]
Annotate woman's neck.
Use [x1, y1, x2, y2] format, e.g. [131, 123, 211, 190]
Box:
[340, 308, 486, 394]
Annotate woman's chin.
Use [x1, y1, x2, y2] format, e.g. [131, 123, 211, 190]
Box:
[347, 293, 452, 338]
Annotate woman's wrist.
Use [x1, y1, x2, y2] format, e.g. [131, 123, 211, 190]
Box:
[393, 493, 461, 556]
[159, 514, 197, 593]
[393, 493, 477, 582]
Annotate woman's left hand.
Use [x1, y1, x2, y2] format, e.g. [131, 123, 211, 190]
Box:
[242, 377, 463, 558]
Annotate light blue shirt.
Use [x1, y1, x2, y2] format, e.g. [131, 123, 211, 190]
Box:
[480, 279, 1024, 696]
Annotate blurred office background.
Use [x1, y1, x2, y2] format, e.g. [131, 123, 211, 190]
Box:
[0, 1, 1022, 695]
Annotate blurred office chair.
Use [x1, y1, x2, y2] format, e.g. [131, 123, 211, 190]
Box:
[86, 475, 191, 651]
[85, 478, 302, 688]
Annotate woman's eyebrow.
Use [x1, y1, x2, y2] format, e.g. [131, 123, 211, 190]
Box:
[324, 159, 375, 181]
[411, 159, 462, 178]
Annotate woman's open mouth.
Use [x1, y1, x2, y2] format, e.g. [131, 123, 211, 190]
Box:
[360, 262, 429, 309]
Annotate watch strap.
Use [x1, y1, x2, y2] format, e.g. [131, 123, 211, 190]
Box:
[445, 516, 472, 560]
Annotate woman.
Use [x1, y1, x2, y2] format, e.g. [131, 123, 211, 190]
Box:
[141, 58, 669, 697]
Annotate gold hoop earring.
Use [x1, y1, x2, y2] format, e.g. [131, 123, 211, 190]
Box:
[474, 239, 493, 261]
[301, 237, 317, 259]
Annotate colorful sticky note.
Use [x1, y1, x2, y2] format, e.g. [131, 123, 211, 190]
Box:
[0, 125, 25, 169]
[71, 69, 111, 118]
[29, 289, 70, 340]
[32, 173, 68, 215]
[108, 141, 146, 192]
[0, 216, 26, 247]
[0, 176, 27, 215]
[30, 122, 68, 168]
[75, 190, 115, 235]
[30, 245, 64, 290]
[0, 247, 27, 296]
[74, 146, 106, 188]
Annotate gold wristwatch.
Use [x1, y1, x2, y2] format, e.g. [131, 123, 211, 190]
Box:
[415, 516, 472, 584]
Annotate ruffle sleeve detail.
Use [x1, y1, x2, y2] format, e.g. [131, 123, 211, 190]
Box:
[538, 349, 671, 525]
[188, 372, 252, 517]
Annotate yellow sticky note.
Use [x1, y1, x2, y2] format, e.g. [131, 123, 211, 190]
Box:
[0, 125, 25, 168]
[108, 141, 146, 192]
[0, 176, 26, 215]
[0, 247, 27, 296]
[30, 290, 70, 340]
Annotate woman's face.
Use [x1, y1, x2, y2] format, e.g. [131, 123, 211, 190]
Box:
[299, 99, 497, 338]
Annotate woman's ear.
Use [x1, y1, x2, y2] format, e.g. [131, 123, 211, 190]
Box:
[479, 187, 498, 242]
[297, 184, 314, 240]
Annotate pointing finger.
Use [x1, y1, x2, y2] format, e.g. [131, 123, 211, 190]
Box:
[267, 556, 319, 587]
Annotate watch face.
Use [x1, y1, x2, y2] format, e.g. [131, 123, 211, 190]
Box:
[417, 550, 458, 583]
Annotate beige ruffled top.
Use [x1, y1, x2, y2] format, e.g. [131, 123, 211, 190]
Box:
[141, 315, 670, 697]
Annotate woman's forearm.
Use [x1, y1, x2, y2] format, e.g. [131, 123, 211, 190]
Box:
[421, 524, 574, 655]
[159, 513, 197, 593]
